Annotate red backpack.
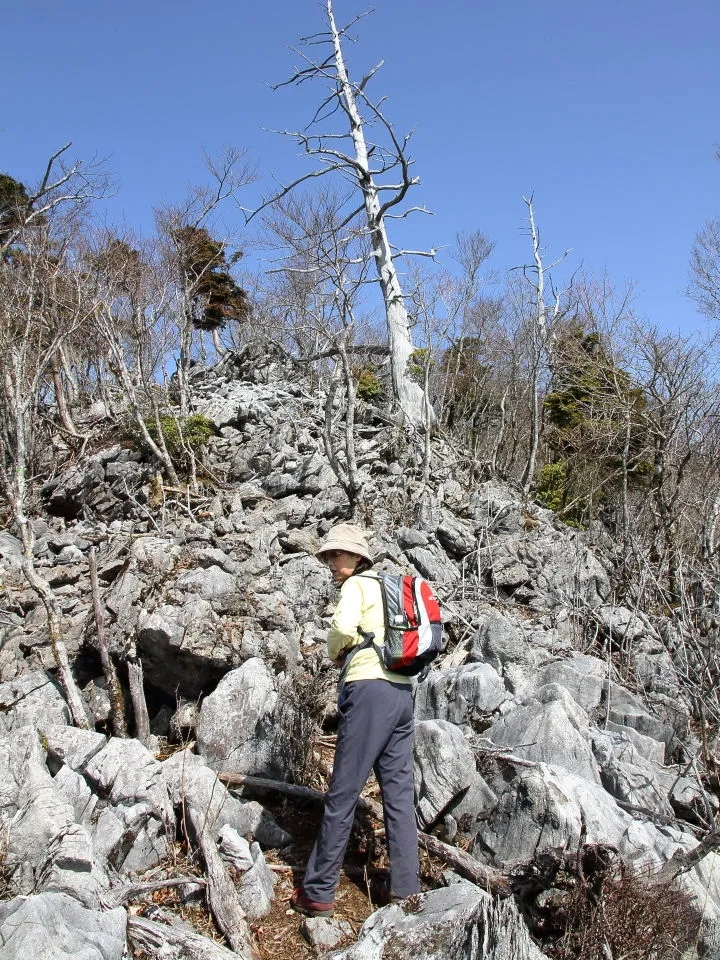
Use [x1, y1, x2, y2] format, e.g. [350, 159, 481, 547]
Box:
[343, 572, 443, 680]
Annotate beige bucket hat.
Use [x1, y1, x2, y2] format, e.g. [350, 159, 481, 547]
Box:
[316, 523, 373, 563]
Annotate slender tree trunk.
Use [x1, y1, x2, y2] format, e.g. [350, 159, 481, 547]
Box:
[127, 656, 151, 746]
[2, 365, 88, 729]
[89, 548, 128, 738]
[18, 524, 88, 728]
[211, 327, 226, 359]
[58, 343, 79, 406]
[327, 0, 425, 426]
[101, 310, 181, 485]
[521, 350, 541, 492]
[51, 351, 78, 436]
[490, 388, 508, 478]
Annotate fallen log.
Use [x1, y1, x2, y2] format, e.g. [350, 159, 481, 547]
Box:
[183, 795, 253, 956]
[219, 771, 510, 896]
[128, 914, 242, 959]
[101, 876, 205, 909]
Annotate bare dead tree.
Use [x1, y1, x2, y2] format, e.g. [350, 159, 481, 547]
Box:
[0, 229, 90, 728]
[247, 1, 435, 425]
[262, 189, 376, 517]
[88, 548, 128, 738]
[515, 196, 572, 493]
[0, 143, 111, 260]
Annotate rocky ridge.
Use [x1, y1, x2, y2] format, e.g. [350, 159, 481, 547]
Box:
[0, 344, 717, 959]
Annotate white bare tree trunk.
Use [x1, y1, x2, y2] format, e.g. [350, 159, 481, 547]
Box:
[519, 197, 566, 492]
[326, 0, 425, 425]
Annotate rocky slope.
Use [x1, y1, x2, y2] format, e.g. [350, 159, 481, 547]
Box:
[0, 344, 717, 959]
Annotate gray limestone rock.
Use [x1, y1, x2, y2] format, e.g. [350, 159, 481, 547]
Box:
[436, 512, 477, 559]
[485, 688, 601, 786]
[468, 607, 537, 697]
[0, 671, 70, 734]
[533, 539, 611, 608]
[0, 892, 127, 960]
[414, 663, 508, 726]
[406, 546, 460, 583]
[396, 527, 430, 550]
[240, 846, 276, 918]
[174, 565, 237, 603]
[538, 655, 605, 714]
[479, 541, 533, 588]
[0, 729, 76, 888]
[0, 532, 22, 557]
[328, 884, 546, 960]
[414, 720, 477, 828]
[196, 657, 289, 779]
[162, 749, 290, 848]
[603, 681, 672, 748]
[217, 825, 276, 917]
[303, 916, 355, 953]
[217, 825, 254, 871]
[35, 824, 110, 909]
[44, 728, 175, 874]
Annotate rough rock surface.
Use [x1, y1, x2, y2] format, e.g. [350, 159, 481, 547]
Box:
[1, 346, 718, 956]
[328, 885, 547, 960]
[0, 891, 127, 959]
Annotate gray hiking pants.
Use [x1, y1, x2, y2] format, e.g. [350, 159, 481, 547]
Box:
[303, 678, 420, 902]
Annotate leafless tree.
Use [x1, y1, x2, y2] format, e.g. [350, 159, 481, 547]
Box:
[0, 228, 91, 727]
[0, 142, 111, 259]
[262, 188, 386, 516]
[248, 1, 435, 425]
[514, 196, 572, 492]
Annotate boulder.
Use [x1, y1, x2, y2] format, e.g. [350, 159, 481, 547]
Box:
[0, 672, 70, 734]
[35, 824, 110, 910]
[414, 720, 477, 828]
[45, 727, 174, 874]
[414, 663, 508, 726]
[0, 728, 76, 891]
[328, 884, 546, 960]
[303, 916, 355, 954]
[484, 687, 601, 786]
[162, 749, 290, 848]
[196, 657, 289, 779]
[537, 654, 606, 713]
[468, 608, 536, 697]
[0, 892, 127, 960]
[174, 565, 238, 603]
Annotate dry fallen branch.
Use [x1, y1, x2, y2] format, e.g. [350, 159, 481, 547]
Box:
[219, 771, 510, 895]
[128, 914, 239, 959]
[101, 876, 205, 909]
[182, 795, 252, 956]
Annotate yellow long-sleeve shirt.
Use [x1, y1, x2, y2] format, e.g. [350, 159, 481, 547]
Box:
[327, 574, 413, 685]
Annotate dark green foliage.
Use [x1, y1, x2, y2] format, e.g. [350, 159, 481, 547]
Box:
[129, 413, 216, 471]
[173, 226, 250, 333]
[408, 347, 433, 385]
[439, 337, 495, 431]
[536, 461, 586, 528]
[540, 325, 651, 523]
[353, 365, 383, 402]
[0, 173, 31, 251]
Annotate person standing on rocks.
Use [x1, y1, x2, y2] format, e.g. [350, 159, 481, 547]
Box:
[291, 523, 420, 917]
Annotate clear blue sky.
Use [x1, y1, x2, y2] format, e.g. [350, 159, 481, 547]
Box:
[4, 0, 719, 333]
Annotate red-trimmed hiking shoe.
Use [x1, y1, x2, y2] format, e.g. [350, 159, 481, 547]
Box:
[290, 887, 334, 918]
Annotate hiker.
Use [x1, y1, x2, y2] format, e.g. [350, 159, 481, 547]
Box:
[291, 523, 420, 917]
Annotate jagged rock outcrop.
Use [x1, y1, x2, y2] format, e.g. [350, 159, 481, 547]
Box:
[0, 345, 717, 956]
[328, 884, 547, 960]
